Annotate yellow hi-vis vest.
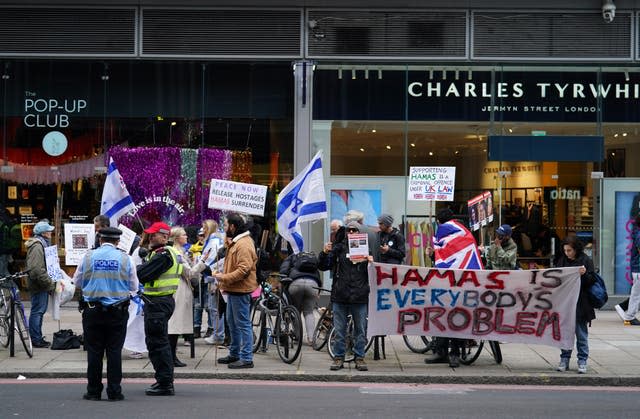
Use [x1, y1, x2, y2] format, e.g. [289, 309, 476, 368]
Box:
[143, 246, 182, 296]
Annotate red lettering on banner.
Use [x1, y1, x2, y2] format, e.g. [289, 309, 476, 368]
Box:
[424, 306, 447, 332]
[448, 307, 471, 331]
[536, 311, 561, 340]
[515, 312, 538, 334]
[456, 270, 481, 287]
[397, 308, 421, 333]
[494, 308, 516, 333]
[485, 272, 506, 289]
[401, 269, 426, 287]
[425, 270, 456, 287]
[375, 265, 398, 286]
[472, 308, 494, 335]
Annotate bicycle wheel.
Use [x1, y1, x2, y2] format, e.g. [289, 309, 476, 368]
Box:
[311, 308, 332, 351]
[0, 316, 9, 348]
[402, 335, 432, 354]
[251, 302, 265, 353]
[14, 304, 33, 358]
[275, 306, 303, 364]
[328, 320, 358, 362]
[488, 341, 503, 364]
[460, 339, 483, 365]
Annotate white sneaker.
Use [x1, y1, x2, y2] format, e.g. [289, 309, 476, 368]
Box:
[183, 339, 191, 347]
[577, 362, 587, 374]
[129, 351, 145, 359]
[204, 336, 224, 345]
[557, 359, 569, 372]
[614, 304, 626, 321]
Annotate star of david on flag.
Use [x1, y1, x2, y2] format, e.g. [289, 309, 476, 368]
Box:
[276, 150, 327, 254]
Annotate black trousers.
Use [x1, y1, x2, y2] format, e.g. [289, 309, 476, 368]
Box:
[143, 295, 175, 386]
[82, 304, 129, 397]
[433, 336, 463, 357]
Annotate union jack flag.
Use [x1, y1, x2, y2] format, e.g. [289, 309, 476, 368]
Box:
[433, 220, 484, 270]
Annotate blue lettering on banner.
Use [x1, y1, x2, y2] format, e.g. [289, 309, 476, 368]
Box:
[377, 289, 391, 310]
[94, 259, 120, 271]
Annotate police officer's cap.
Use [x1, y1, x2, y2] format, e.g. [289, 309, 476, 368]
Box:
[98, 227, 123, 239]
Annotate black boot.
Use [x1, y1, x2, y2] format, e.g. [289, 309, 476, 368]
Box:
[203, 327, 214, 338]
[193, 327, 201, 339]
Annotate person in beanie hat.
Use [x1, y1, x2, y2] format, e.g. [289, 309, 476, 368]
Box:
[25, 220, 56, 348]
[481, 224, 518, 270]
[376, 213, 405, 265]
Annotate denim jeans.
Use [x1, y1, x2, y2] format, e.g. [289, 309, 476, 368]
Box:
[207, 292, 225, 340]
[193, 292, 213, 330]
[226, 293, 252, 362]
[331, 302, 368, 359]
[561, 320, 589, 363]
[29, 291, 49, 343]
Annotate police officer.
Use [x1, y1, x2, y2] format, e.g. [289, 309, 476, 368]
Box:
[136, 221, 182, 396]
[74, 227, 138, 401]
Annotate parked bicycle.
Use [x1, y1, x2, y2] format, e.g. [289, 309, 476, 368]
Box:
[0, 271, 33, 358]
[460, 339, 502, 365]
[310, 287, 332, 351]
[326, 314, 374, 363]
[250, 274, 303, 364]
[402, 335, 434, 354]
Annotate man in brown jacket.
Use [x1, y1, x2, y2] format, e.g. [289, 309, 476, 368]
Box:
[213, 213, 258, 369]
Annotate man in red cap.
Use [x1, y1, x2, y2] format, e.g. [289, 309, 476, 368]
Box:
[136, 221, 182, 396]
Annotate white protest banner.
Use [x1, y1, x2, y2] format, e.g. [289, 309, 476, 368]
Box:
[367, 262, 581, 349]
[63, 223, 95, 265]
[208, 179, 268, 216]
[44, 245, 64, 282]
[117, 224, 137, 254]
[407, 166, 456, 201]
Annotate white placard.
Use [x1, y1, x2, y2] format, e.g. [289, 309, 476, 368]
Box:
[407, 166, 456, 201]
[117, 224, 137, 254]
[207, 179, 268, 216]
[367, 263, 581, 350]
[44, 245, 64, 281]
[347, 233, 369, 262]
[63, 224, 95, 266]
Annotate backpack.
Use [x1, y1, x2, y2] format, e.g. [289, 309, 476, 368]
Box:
[587, 272, 608, 309]
[294, 252, 319, 273]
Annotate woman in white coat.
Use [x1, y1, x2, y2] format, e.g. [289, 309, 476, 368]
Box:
[168, 227, 208, 367]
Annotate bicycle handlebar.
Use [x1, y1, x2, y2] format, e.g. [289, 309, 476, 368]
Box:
[312, 286, 331, 293]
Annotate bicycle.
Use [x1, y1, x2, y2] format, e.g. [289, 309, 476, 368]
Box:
[310, 287, 332, 351]
[251, 274, 303, 364]
[326, 314, 374, 362]
[402, 335, 434, 354]
[459, 339, 502, 365]
[0, 271, 33, 358]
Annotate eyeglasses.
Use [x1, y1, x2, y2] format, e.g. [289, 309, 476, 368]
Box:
[347, 228, 359, 233]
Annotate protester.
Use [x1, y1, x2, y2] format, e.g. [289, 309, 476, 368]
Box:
[92, 214, 110, 249]
[555, 235, 596, 374]
[319, 220, 371, 372]
[213, 213, 258, 369]
[124, 232, 149, 359]
[376, 213, 406, 264]
[194, 219, 224, 339]
[330, 219, 343, 242]
[25, 220, 56, 348]
[168, 227, 208, 367]
[344, 209, 379, 261]
[425, 208, 484, 368]
[280, 251, 321, 345]
[136, 221, 181, 396]
[74, 227, 138, 401]
[480, 224, 518, 270]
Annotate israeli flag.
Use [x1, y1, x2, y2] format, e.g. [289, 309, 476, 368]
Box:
[276, 150, 327, 253]
[100, 157, 135, 227]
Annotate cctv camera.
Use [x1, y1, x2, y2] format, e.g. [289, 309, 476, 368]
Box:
[602, 0, 616, 23]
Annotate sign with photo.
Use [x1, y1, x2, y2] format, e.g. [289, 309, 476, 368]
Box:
[467, 191, 494, 231]
[64, 223, 94, 265]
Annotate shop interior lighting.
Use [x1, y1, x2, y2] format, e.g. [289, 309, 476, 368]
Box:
[372, 128, 377, 133]
[622, 132, 628, 136]
[171, 121, 177, 126]
[410, 143, 415, 147]
[625, 71, 630, 81]
[508, 128, 513, 133]
[386, 145, 391, 150]
[455, 150, 460, 155]
[360, 148, 365, 152]
[351, 69, 356, 80]
[614, 133, 619, 137]
[429, 151, 434, 156]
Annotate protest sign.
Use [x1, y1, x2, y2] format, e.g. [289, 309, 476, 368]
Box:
[408, 166, 456, 201]
[367, 262, 581, 349]
[64, 223, 94, 265]
[208, 179, 268, 216]
[467, 191, 494, 231]
[117, 223, 137, 254]
[347, 232, 369, 262]
[44, 245, 64, 282]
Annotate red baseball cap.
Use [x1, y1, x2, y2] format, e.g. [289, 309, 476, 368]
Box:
[144, 222, 171, 235]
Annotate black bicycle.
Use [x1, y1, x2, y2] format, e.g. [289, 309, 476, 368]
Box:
[310, 287, 332, 351]
[459, 339, 502, 365]
[251, 275, 303, 364]
[326, 314, 374, 362]
[0, 272, 33, 358]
